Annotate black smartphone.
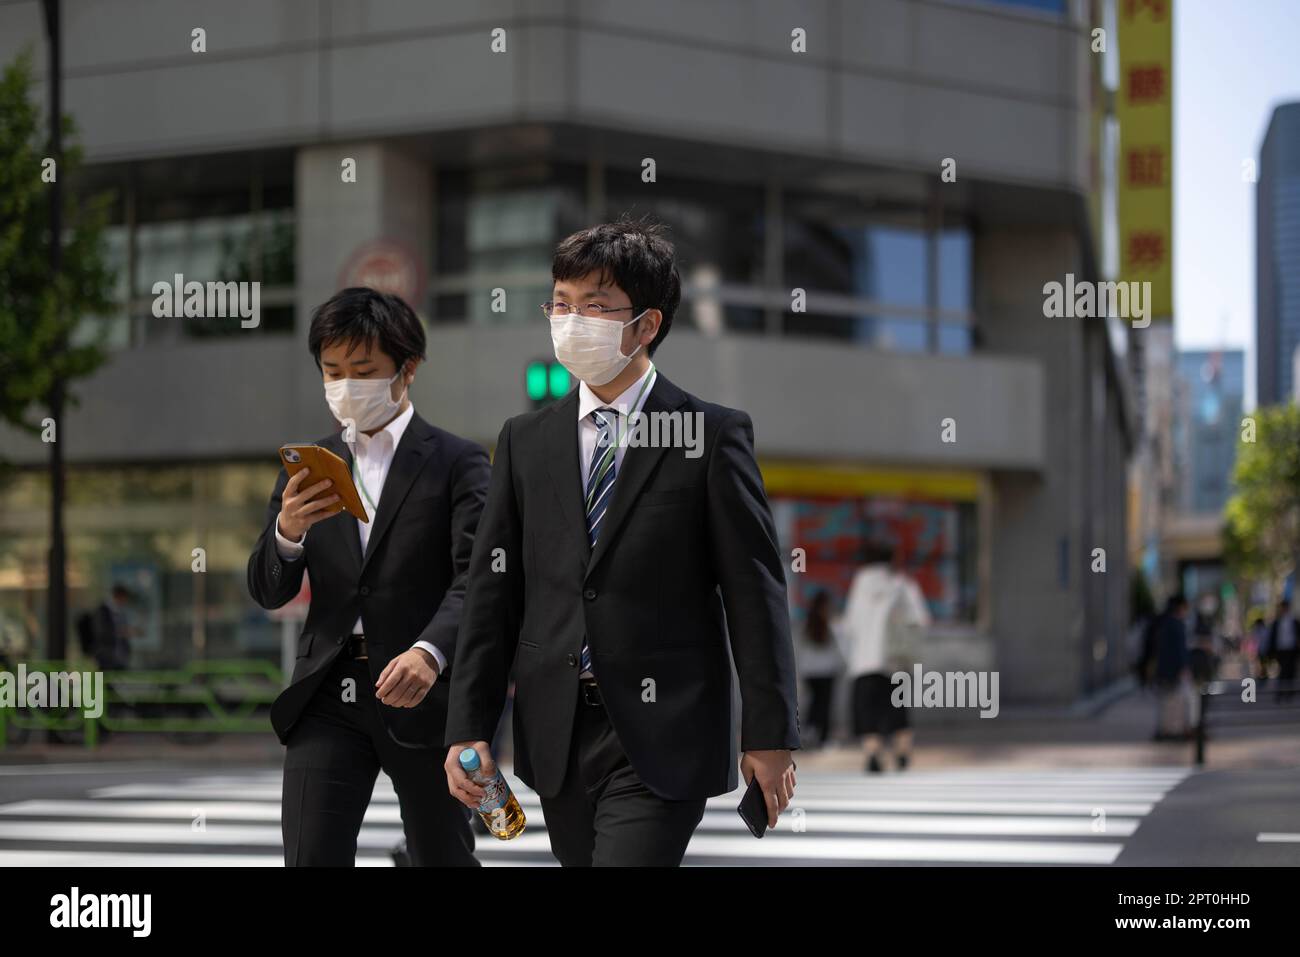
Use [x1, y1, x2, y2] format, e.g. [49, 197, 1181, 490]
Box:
[737, 774, 769, 838]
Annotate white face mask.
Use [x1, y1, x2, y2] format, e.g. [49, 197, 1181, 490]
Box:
[324, 369, 406, 435]
[550, 311, 647, 387]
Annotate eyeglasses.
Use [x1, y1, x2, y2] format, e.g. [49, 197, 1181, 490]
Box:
[541, 301, 638, 319]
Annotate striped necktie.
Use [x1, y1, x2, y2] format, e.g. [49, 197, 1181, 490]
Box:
[580, 408, 618, 676]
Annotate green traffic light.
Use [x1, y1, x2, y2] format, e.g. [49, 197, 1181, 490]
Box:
[526, 362, 548, 402]
[549, 363, 571, 398]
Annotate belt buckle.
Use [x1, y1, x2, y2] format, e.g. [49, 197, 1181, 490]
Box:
[581, 681, 601, 707]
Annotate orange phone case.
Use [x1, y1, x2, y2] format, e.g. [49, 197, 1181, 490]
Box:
[278, 444, 370, 523]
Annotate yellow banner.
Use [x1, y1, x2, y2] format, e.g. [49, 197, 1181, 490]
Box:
[759, 461, 983, 502]
[1117, 0, 1173, 319]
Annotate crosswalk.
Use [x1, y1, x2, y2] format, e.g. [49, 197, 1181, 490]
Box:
[0, 766, 1190, 866]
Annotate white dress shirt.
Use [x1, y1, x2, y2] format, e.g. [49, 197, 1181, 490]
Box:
[576, 362, 658, 490]
[575, 362, 656, 680]
[274, 402, 447, 674]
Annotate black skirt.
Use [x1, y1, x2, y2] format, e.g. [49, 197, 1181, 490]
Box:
[852, 672, 909, 736]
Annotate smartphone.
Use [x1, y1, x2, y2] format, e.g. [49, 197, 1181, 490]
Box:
[737, 774, 770, 839]
[278, 444, 369, 523]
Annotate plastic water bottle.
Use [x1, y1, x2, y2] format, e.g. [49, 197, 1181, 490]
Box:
[458, 748, 526, 840]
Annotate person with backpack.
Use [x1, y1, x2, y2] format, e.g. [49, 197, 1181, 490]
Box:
[77, 584, 133, 672]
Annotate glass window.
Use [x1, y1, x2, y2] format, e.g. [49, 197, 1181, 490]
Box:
[785, 191, 975, 353]
[938, 227, 973, 312]
[0, 462, 285, 667]
[78, 152, 297, 343]
[950, 0, 1067, 14]
[433, 164, 586, 326]
[602, 169, 765, 334]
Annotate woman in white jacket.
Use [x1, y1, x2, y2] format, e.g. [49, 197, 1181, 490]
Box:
[837, 543, 931, 773]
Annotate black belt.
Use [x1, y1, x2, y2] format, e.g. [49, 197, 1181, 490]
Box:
[579, 679, 601, 708]
[344, 634, 368, 660]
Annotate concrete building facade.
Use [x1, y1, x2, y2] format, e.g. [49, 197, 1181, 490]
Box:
[0, 0, 1133, 706]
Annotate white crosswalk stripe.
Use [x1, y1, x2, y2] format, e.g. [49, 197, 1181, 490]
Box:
[0, 766, 1190, 866]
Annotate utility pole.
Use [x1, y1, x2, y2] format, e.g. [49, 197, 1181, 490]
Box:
[42, 0, 68, 667]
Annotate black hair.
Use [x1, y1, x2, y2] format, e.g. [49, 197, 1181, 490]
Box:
[805, 590, 832, 646]
[110, 584, 132, 601]
[551, 214, 682, 356]
[307, 287, 427, 372]
[1166, 593, 1188, 613]
[860, 539, 895, 566]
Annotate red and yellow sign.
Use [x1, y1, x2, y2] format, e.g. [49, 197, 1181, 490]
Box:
[1117, 0, 1173, 319]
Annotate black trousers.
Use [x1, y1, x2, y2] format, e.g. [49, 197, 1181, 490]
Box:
[538, 684, 707, 867]
[803, 676, 834, 745]
[281, 656, 478, 866]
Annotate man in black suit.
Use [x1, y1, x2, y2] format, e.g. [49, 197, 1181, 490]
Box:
[248, 288, 489, 866]
[1266, 598, 1299, 699]
[444, 218, 800, 866]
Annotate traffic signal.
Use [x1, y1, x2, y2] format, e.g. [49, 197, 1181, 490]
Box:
[525, 359, 572, 409]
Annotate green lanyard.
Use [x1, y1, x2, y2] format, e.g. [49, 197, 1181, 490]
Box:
[351, 453, 378, 516]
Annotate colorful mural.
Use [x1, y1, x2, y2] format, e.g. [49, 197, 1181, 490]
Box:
[773, 495, 977, 632]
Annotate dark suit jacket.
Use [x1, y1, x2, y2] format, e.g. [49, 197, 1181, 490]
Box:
[445, 373, 800, 801]
[1266, 616, 1300, 658]
[247, 412, 490, 749]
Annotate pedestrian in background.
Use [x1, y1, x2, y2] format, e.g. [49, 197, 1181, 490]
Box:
[1265, 598, 1298, 701]
[1242, 611, 1267, 678]
[1188, 622, 1219, 730]
[76, 584, 134, 672]
[839, 542, 931, 773]
[1152, 594, 1191, 741]
[796, 590, 843, 749]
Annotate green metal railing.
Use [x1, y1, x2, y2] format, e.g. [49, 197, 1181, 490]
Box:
[0, 659, 283, 749]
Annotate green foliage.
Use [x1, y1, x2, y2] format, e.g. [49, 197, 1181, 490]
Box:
[1129, 567, 1156, 622]
[1223, 404, 1300, 588]
[0, 48, 116, 437]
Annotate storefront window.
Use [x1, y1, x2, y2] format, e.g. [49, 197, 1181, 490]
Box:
[0, 463, 284, 667]
[773, 493, 980, 629]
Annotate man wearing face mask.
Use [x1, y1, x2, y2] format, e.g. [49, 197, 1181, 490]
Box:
[444, 217, 800, 866]
[248, 287, 490, 866]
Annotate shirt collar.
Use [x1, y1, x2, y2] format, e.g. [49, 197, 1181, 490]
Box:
[577, 364, 657, 422]
[356, 402, 415, 455]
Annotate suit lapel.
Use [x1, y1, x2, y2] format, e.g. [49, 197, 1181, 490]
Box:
[361, 413, 437, 571]
[542, 391, 592, 561]
[320, 432, 364, 573]
[585, 374, 687, 578]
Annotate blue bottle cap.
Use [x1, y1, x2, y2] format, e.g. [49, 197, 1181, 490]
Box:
[458, 748, 482, 772]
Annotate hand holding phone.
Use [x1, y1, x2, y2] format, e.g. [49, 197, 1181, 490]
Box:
[737, 773, 770, 838]
[277, 444, 369, 540]
[737, 757, 797, 839]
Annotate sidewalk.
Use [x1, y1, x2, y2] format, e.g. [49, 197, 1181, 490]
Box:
[797, 689, 1300, 772]
[3, 689, 1297, 771]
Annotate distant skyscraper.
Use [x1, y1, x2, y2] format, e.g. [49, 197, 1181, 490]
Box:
[1256, 102, 1300, 406]
[1172, 350, 1244, 514]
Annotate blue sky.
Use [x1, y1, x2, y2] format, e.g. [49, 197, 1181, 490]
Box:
[1174, 0, 1300, 388]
